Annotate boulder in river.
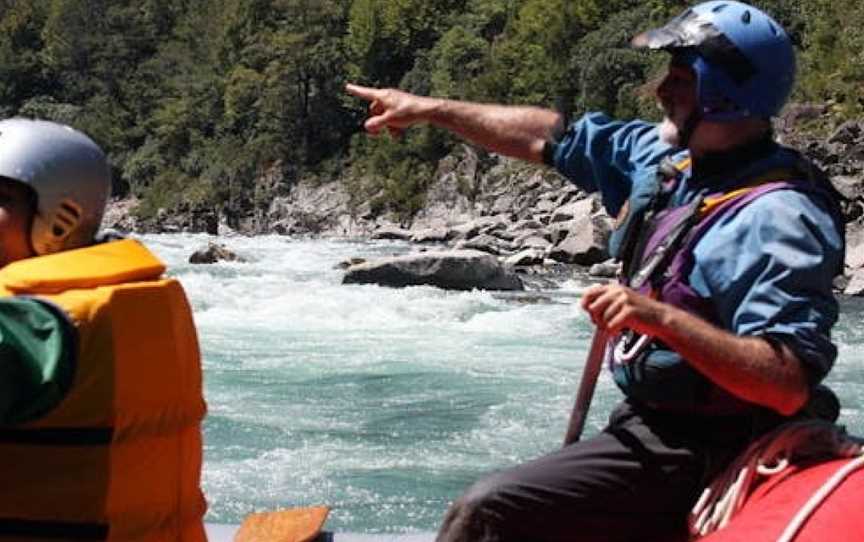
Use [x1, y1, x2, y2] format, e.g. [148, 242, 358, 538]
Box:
[189, 242, 245, 264]
[342, 249, 524, 291]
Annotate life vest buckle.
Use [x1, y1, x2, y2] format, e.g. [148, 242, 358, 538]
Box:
[612, 331, 652, 364]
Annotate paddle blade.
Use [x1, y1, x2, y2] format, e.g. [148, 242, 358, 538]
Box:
[235, 506, 330, 542]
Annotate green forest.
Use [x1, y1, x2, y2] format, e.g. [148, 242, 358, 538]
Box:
[1, 0, 862, 224]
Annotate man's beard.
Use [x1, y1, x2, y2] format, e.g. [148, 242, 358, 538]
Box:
[659, 116, 682, 147]
[657, 99, 681, 147]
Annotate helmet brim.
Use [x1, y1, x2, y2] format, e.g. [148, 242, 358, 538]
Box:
[631, 8, 756, 85]
[631, 8, 715, 50]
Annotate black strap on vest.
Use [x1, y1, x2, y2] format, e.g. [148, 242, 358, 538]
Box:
[619, 156, 687, 284]
[0, 427, 113, 446]
[0, 518, 108, 540]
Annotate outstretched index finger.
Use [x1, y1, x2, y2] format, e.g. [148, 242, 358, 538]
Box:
[345, 83, 379, 102]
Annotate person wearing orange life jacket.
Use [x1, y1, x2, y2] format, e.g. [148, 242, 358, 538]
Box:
[0, 118, 207, 541]
[347, 2, 845, 541]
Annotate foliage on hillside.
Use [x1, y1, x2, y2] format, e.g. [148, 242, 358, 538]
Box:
[0, 0, 861, 223]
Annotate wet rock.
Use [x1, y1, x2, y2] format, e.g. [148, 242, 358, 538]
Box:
[509, 218, 546, 232]
[217, 221, 239, 237]
[448, 221, 483, 242]
[491, 292, 554, 304]
[830, 175, 864, 202]
[371, 225, 413, 241]
[489, 228, 517, 242]
[335, 257, 367, 270]
[550, 197, 594, 224]
[534, 197, 559, 214]
[847, 240, 864, 270]
[449, 215, 510, 242]
[589, 260, 620, 278]
[410, 227, 451, 244]
[833, 274, 850, 293]
[845, 269, 864, 297]
[548, 220, 578, 245]
[189, 242, 246, 264]
[490, 193, 518, 216]
[516, 235, 552, 251]
[548, 185, 581, 207]
[453, 234, 510, 256]
[548, 215, 611, 265]
[270, 216, 315, 236]
[505, 248, 546, 267]
[101, 198, 139, 232]
[342, 249, 523, 291]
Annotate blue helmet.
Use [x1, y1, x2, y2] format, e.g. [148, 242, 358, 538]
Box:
[632, 1, 795, 121]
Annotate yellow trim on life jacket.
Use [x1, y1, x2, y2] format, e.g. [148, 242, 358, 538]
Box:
[674, 157, 692, 172]
[0, 240, 206, 542]
[698, 167, 799, 217]
[665, 154, 802, 219]
[701, 187, 758, 215]
[0, 238, 165, 295]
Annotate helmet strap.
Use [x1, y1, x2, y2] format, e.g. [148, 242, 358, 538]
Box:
[679, 110, 702, 149]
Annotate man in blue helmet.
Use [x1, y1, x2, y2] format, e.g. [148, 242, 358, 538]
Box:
[348, 1, 844, 540]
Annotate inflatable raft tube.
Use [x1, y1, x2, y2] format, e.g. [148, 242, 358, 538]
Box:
[698, 457, 864, 542]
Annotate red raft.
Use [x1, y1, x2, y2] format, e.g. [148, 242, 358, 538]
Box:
[698, 456, 864, 542]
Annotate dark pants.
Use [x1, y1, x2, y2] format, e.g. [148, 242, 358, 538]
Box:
[436, 401, 764, 542]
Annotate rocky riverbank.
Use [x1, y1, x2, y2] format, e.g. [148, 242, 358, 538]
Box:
[102, 111, 864, 295]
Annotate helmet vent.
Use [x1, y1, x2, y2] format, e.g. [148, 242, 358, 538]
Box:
[51, 199, 83, 239]
[712, 4, 727, 13]
[60, 200, 82, 220]
[742, 10, 751, 24]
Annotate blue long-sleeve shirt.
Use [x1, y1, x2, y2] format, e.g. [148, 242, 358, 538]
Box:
[551, 113, 843, 385]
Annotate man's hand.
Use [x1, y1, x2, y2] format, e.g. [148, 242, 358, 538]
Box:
[581, 283, 669, 337]
[581, 283, 809, 415]
[346, 83, 438, 137]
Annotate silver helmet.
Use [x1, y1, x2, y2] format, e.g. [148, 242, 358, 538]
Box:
[0, 118, 111, 255]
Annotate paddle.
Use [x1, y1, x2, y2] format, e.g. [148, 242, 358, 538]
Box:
[235, 506, 330, 542]
[563, 328, 608, 446]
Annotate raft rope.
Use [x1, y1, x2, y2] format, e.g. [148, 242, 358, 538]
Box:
[689, 420, 864, 540]
[776, 452, 864, 542]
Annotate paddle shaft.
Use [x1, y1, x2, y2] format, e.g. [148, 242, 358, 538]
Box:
[563, 328, 608, 446]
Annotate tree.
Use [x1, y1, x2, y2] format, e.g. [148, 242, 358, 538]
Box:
[795, 0, 864, 119]
[0, 1, 51, 113]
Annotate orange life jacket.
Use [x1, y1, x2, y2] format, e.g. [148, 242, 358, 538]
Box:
[0, 239, 207, 541]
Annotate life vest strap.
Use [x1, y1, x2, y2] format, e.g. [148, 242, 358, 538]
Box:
[0, 427, 113, 446]
[0, 518, 108, 539]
